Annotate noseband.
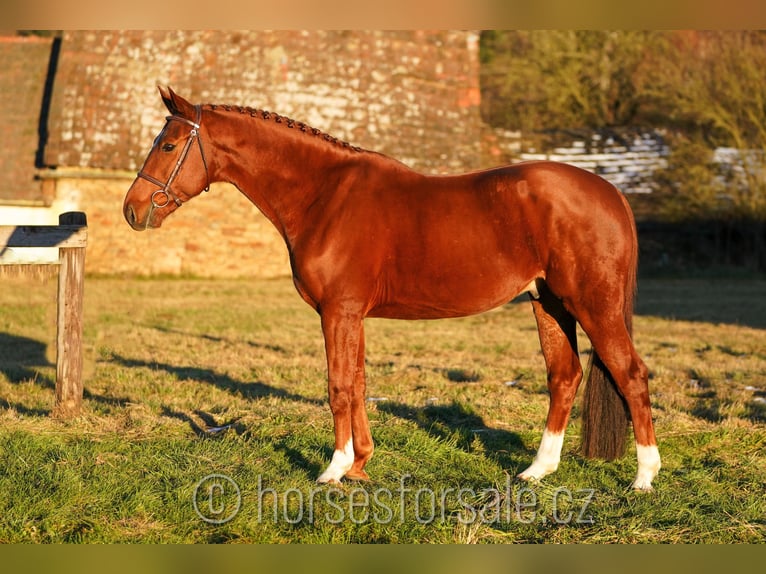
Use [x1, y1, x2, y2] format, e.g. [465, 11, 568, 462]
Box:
[137, 105, 210, 211]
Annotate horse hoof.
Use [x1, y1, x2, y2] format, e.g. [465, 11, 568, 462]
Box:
[631, 480, 655, 492]
[316, 476, 342, 485]
[516, 472, 543, 483]
[345, 469, 370, 481]
[517, 460, 558, 482]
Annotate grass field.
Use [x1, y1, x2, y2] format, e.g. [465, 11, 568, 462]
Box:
[0, 273, 764, 543]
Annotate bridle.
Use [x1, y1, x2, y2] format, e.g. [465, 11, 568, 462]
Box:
[137, 104, 210, 215]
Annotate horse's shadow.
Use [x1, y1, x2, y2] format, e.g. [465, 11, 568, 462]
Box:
[106, 352, 324, 406]
[0, 331, 53, 385]
[376, 398, 533, 474]
[0, 331, 55, 415]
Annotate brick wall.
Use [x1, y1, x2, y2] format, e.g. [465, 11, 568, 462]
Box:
[36, 30, 483, 277]
[0, 36, 52, 204]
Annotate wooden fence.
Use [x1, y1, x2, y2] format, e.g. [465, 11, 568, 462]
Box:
[0, 212, 87, 417]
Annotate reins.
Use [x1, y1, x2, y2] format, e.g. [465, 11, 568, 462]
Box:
[137, 105, 210, 227]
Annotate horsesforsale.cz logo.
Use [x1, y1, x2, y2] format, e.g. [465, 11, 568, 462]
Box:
[192, 473, 595, 526]
[193, 474, 242, 524]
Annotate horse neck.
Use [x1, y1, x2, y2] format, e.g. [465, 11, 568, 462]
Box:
[205, 107, 361, 243]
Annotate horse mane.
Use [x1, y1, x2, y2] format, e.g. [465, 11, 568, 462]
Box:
[206, 103, 365, 154]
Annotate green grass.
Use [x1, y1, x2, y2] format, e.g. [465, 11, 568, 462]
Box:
[0, 274, 764, 543]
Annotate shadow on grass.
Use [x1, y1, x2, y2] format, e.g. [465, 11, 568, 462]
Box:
[0, 332, 56, 416]
[635, 279, 766, 329]
[111, 353, 328, 477]
[377, 399, 533, 472]
[146, 324, 288, 354]
[687, 390, 766, 425]
[107, 352, 323, 407]
[272, 437, 325, 480]
[0, 332, 54, 386]
[0, 333, 139, 416]
[159, 406, 244, 436]
[160, 405, 324, 478]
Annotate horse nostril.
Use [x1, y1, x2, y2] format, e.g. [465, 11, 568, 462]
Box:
[125, 204, 137, 227]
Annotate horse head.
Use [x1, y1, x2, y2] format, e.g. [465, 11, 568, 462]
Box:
[123, 87, 210, 230]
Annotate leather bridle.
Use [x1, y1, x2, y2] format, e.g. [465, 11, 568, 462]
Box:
[137, 105, 210, 215]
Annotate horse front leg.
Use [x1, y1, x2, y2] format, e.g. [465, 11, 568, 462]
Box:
[345, 321, 374, 480]
[316, 305, 369, 484]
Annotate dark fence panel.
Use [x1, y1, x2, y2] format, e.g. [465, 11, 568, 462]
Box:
[638, 219, 766, 274]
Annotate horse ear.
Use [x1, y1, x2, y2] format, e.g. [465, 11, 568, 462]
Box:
[158, 85, 174, 112]
[158, 86, 195, 119]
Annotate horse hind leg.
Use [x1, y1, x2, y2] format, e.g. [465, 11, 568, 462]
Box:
[578, 309, 661, 491]
[518, 283, 583, 482]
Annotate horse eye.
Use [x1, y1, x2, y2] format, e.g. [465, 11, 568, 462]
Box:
[161, 143, 176, 152]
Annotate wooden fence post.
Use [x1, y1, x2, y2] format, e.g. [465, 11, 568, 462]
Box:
[54, 212, 87, 418]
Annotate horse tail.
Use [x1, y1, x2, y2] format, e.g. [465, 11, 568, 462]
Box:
[580, 352, 630, 460]
[580, 200, 636, 460]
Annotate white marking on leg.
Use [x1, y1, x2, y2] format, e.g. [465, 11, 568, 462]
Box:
[518, 429, 564, 481]
[317, 438, 354, 484]
[632, 444, 661, 491]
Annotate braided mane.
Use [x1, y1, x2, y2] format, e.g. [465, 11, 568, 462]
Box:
[207, 103, 364, 153]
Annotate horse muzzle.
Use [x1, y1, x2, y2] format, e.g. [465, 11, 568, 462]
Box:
[123, 201, 162, 231]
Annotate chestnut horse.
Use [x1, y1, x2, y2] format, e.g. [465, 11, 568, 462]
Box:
[124, 87, 660, 490]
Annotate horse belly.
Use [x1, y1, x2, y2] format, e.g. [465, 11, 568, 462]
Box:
[369, 257, 536, 320]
